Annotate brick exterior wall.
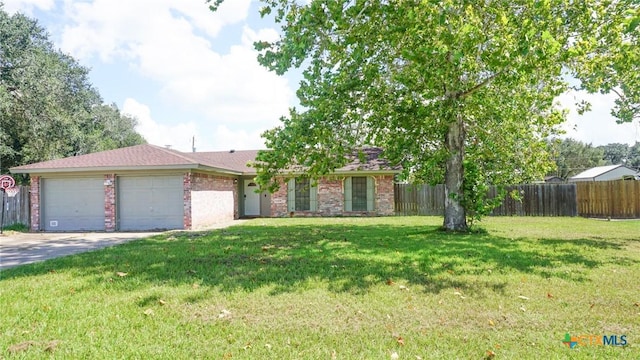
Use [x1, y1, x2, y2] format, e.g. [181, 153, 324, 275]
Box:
[29, 176, 40, 231]
[189, 173, 238, 228]
[104, 174, 116, 232]
[270, 178, 288, 217]
[374, 175, 395, 215]
[317, 177, 344, 216]
[183, 173, 192, 230]
[270, 174, 396, 217]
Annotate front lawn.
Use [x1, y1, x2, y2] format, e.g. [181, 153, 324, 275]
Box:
[1, 217, 638, 359]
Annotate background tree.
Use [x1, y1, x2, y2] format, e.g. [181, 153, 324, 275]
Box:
[628, 142, 640, 170]
[0, 7, 145, 176]
[210, 0, 638, 231]
[598, 143, 630, 166]
[548, 138, 604, 180]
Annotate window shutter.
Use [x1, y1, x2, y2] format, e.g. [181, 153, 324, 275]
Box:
[344, 177, 352, 212]
[366, 176, 375, 211]
[310, 183, 318, 211]
[287, 178, 295, 212]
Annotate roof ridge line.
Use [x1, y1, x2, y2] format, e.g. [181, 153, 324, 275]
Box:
[148, 144, 200, 164]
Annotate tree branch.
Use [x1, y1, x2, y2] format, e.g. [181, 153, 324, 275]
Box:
[456, 70, 505, 99]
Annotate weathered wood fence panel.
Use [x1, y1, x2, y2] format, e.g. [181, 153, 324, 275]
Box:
[576, 180, 640, 219]
[394, 184, 445, 216]
[1, 186, 30, 226]
[395, 183, 578, 217]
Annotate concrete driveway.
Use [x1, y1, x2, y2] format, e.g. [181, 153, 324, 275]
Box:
[0, 220, 246, 271]
[0, 231, 159, 270]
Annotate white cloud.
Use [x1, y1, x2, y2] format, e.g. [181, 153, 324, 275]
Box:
[557, 90, 640, 146]
[206, 125, 268, 152]
[2, 0, 54, 14]
[123, 98, 197, 151]
[124, 98, 269, 152]
[59, 0, 292, 150]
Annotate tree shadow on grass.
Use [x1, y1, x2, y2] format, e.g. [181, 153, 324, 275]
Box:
[1, 223, 637, 296]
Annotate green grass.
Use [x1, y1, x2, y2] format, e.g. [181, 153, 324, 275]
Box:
[1, 217, 639, 359]
[0, 223, 28, 232]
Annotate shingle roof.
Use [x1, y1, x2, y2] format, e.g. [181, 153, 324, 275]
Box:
[10, 144, 400, 175]
[10, 144, 199, 171]
[188, 150, 260, 173]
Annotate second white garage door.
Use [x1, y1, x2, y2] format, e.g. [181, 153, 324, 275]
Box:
[118, 176, 184, 231]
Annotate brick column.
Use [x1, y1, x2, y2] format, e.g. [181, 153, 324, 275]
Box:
[375, 175, 395, 216]
[30, 176, 41, 231]
[270, 178, 288, 217]
[104, 174, 116, 232]
[183, 173, 192, 229]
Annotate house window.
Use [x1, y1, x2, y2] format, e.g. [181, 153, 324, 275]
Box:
[344, 176, 375, 211]
[295, 178, 311, 211]
[351, 177, 368, 211]
[287, 178, 317, 212]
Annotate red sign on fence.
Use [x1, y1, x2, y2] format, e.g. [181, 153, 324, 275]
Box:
[0, 175, 16, 190]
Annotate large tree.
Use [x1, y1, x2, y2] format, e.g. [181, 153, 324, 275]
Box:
[210, 0, 638, 231]
[0, 7, 145, 176]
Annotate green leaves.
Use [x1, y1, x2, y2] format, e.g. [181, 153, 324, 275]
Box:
[215, 0, 638, 228]
[0, 8, 145, 174]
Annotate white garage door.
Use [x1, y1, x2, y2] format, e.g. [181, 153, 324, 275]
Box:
[42, 178, 104, 231]
[118, 176, 184, 231]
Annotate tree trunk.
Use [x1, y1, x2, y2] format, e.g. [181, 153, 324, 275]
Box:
[443, 112, 468, 231]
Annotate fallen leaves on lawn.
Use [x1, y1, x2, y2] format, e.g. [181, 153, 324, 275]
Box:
[218, 309, 232, 319]
[143, 309, 154, 316]
[398, 285, 408, 291]
[386, 279, 395, 286]
[158, 299, 167, 306]
[44, 340, 60, 352]
[518, 295, 529, 300]
[485, 350, 496, 359]
[8, 341, 36, 353]
[397, 336, 405, 346]
[116, 272, 128, 277]
[488, 319, 495, 327]
[547, 293, 554, 298]
[453, 291, 466, 299]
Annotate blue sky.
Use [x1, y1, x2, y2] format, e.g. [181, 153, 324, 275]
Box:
[4, 0, 640, 152]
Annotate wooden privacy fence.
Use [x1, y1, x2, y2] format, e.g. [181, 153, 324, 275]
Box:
[395, 181, 640, 218]
[1, 186, 30, 227]
[395, 183, 578, 217]
[576, 180, 640, 219]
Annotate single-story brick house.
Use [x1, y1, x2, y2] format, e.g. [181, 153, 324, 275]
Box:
[10, 144, 400, 231]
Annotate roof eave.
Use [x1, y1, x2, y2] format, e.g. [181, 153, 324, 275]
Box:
[240, 169, 402, 176]
[11, 164, 242, 176]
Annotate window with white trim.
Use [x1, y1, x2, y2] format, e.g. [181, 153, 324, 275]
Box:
[344, 176, 375, 211]
[287, 178, 317, 211]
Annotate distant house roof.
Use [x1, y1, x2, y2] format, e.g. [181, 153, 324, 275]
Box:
[544, 176, 564, 183]
[569, 164, 637, 181]
[10, 144, 401, 175]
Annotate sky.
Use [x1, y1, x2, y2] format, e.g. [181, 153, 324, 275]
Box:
[3, 0, 640, 152]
